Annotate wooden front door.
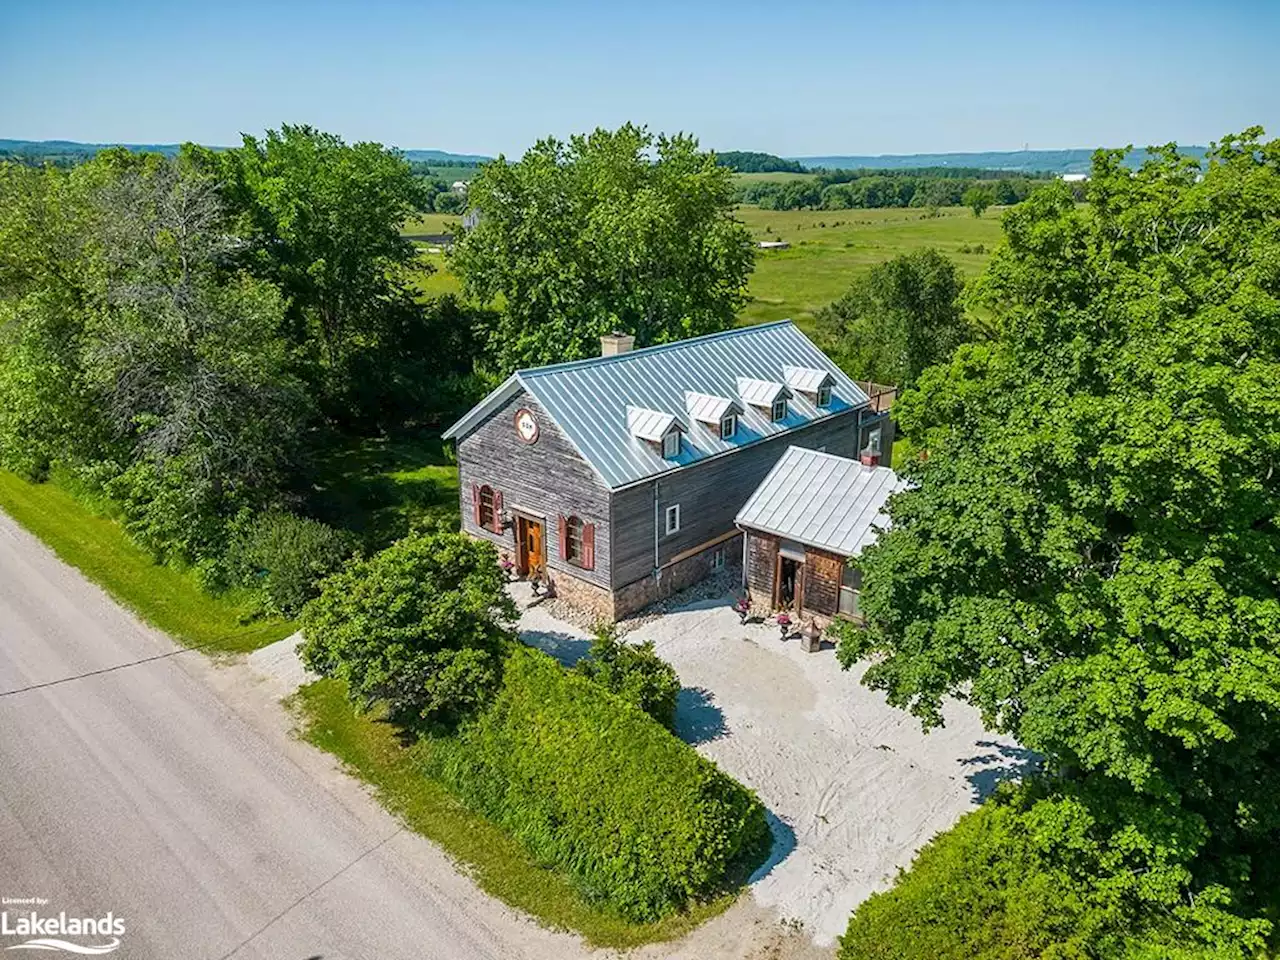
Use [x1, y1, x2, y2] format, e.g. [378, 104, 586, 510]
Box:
[516, 515, 545, 579]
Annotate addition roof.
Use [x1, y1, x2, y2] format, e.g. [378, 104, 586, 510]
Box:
[735, 446, 907, 557]
[443, 321, 871, 490]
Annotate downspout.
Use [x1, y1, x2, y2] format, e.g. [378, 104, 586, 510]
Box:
[739, 525, 748, 591]
[652, 480, 661, 583]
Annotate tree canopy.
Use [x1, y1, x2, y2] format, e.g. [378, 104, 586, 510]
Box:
[836, 129, 1280, 948]
[450, 124, 755, 372]
[816, 248, 972, 388]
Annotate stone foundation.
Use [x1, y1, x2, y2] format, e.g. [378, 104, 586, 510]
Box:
[545, 567, 615, 622]
[611, 535, 743, 620]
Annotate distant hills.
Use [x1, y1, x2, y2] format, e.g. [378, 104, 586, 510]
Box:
[2, 139, 1209, 177]
[0, 139, 492, 165]
[788, 147, 1207, 175]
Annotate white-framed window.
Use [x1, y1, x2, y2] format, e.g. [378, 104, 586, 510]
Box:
[839, 564, 863, 618]
[720, 414, 737, 439]
[662, 430, 680, 458]
[711, 547, 725, 570]
[564, 515, 584, 564]
[665, 503, 681, 535]
[816, 385, 832, 407]
[771, 398, 788, 422]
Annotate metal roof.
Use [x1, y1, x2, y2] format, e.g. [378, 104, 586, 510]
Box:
[735, 446, 907, 557]
[736, 376, 789, 408]
[684, 391, 740, 424]
[626, 405, 681, 442]
[783, 364, 835, 393]
[443, 321, 872, 489]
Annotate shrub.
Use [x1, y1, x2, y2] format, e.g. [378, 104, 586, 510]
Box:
[838, 785, 1269, 960]
[576, 624, 681, 729]
[431, 646, 771, 921]
[300, 526, 517, 726]
[227, 511, 357, 617]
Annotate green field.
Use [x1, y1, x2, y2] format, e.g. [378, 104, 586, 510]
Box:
[731, 171, 816, 184]
[401, 204, 1004, 332]
[737, 205, 1004, 330]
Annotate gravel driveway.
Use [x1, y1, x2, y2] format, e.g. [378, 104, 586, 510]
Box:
[519, 593, 1036, 947]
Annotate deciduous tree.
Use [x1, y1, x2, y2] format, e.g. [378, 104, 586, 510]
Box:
[835, 130, 1280, 939]
[451, 124, 755, 372]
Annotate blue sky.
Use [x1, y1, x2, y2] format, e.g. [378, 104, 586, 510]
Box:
[2, 0, 1276, 157]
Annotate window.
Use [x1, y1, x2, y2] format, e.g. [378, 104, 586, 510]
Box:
[478, 484, 496, 531]
[839, 564, 863, 618]
[868, 427, 882, 454]
[559, 514, 595, 569]
[816, 385, 832, 407]
[771, 398, 788, 422]
[662, 430, 680, 458]
[720, 414, 737, 440]
[665, 504, 681, 535]
[563, 515, 584, 563]
[711, 547, 725, 571]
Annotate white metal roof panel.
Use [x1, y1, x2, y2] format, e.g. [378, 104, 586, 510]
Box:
[736, 376, 789, 407]
[735, 446, 907, 556]
[445, 322, 872, 489]
[783, 364, 836, 393]
[626, 405, 680, 442]
[684, 391, 740, 424]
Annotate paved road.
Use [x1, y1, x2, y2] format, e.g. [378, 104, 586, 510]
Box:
[0, 511, 565, 960]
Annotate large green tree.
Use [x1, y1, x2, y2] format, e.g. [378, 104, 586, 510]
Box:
[816, 248, 971, 388]
[197, 125, 432, 412]
[451, 124, 755, 372]
[836, 130, 1280, 942]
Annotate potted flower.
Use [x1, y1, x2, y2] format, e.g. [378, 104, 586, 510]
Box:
[499, 556, 515, 582]
[776, 612, 792, 639]
[732, 595, 751, 625]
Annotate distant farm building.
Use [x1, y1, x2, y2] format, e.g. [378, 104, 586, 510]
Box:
[757, 240, 790, 250]
[1060, 173, 1088, 183]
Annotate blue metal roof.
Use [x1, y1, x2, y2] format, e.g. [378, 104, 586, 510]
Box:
[444, 321, 871, 489]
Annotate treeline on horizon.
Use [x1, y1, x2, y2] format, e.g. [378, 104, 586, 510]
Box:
[737, 168, 1056, 210]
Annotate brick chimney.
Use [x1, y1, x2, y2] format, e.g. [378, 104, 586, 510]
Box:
[860, 449, 881, 467]
[600, 331, 635, 357]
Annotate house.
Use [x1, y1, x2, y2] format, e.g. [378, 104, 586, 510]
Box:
[442, 321, 895, 620]
[736, 445, 906, 624]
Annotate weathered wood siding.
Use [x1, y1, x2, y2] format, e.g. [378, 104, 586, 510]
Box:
[456, 390, 612, 588]
[610, 408, 864, 589]
[746, 531, 778, 598]
[804, 548, 843, 617]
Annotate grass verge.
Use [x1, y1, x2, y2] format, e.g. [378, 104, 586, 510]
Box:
[291, 678, 740, 949]
[0, 471, 293, 653]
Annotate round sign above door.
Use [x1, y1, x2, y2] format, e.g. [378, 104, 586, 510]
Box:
[514, 407, 539, 443]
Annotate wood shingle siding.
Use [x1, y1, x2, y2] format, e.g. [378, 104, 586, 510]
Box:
[457, 390, 612, 589]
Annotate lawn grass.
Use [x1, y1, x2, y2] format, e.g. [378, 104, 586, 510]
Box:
[0, 472, 293, 653]
[307, 434, 460, 551]
[402, 212, 461, 236]
[293, 678, 738, 949]
[731, 171, 817, 184]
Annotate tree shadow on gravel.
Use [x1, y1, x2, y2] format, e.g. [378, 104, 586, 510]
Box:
[961, 740, 1042, 802]
[674, 686, 729, 744]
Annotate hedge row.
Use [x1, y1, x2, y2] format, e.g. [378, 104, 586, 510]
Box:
[428, 646, 772, 921]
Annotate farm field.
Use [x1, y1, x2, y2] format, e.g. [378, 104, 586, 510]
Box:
[737, 205, 1004, 330]
[402, 205, 1004, 332]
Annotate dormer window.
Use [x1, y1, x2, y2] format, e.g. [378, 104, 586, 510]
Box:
[663, 430, 680, 458]
[720, 414, 737, 439]
[771, 398, 788, 422]
[816, 385, 832, 407]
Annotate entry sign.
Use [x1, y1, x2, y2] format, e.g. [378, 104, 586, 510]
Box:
[514, 408, 539, 443]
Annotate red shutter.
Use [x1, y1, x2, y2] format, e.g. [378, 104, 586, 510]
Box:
[471, 483, 481, 527]
[583, 522, 595, 570]
[492, 489, 504, 533]
[558, 515, 568, 560]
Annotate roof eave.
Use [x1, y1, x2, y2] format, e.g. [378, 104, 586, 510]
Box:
[442, 374, 524, 441]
